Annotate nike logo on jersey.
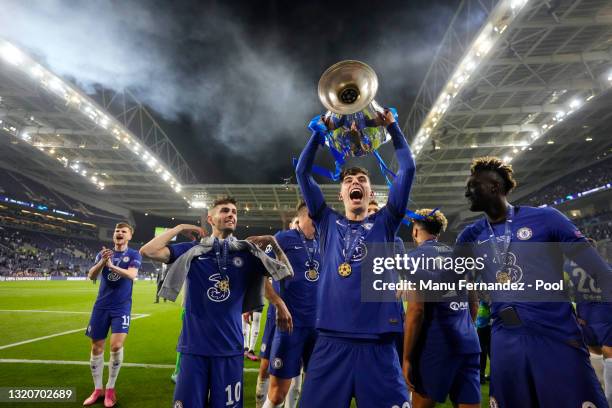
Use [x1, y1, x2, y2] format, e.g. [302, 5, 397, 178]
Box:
[477, 239, 489, 245]
[294, 246, 302, 250]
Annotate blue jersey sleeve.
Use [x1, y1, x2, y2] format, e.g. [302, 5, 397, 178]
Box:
[385, 123, 415, 221]
[94, 251, 102, 263]
[545, 208, 612, 300]
[295, 131, 328, 222]
[129, 250, 142, 268]
[166, 241, 198, 264]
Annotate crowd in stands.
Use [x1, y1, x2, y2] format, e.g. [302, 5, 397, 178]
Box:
[0, 226, 156, 278]
[575, 210, 612, 243]
[523, 159, 611, 207]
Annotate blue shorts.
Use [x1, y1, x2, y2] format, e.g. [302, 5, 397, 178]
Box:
[489, 326, 607, 408]
[269, 326, 317, 379]
[173, 353, 243, 408]
[411, 348, 480, 404]
[582, 322, 612, 347]
[300, 335, 410, 408]
[259, 316, 276, 359]
[85, 307, 131, 340]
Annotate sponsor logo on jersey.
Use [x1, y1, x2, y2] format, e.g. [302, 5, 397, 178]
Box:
[232, 256, 244, 267]
[174, 401, 183, 408]
[390, 403, 410, 408]
[305, 260, 320, 282]
[272, 358, 283, 369]
[516, 227, 532, 240]
[107, 272, 121, 281]
[449, 301, 469, 311]
[207, 273, 231, 302]
[489, 397, 499, 408]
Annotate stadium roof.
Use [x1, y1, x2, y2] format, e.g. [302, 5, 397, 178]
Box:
[403, 0, 612, 226]
[1, 0, 611, 229]
[0, 38, 196, 217]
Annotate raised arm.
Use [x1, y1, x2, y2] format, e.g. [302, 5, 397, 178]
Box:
[383, 112, 416, 220]
[140, 224, 206, 263]
[295, 118, 327, 219]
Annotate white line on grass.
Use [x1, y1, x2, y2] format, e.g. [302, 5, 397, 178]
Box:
[0, 309, 148, 318]
[0, 314, 150, 350]
[0, 359, 258, 372]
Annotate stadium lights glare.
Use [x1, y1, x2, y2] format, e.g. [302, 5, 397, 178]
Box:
[411, 0, 531, 156]
[0, 43, 23, 65]
[0, 38, 188, 201]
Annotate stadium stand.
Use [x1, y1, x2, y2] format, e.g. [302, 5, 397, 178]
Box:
[0, 226, 156, 279]
[522, 159, 611, 208]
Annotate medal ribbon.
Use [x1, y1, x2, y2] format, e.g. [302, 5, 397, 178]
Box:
[213, 238, 230, 278]
[297, 227, 317, 269]
[343, 223, 366, 264]
[484, 205, 514, 271]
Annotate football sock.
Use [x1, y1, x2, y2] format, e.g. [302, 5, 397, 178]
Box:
[262, 396, 283, 408]
[255, 375, 269, 408]
[242, 318, 250, 349]
[90, 352, 104, 390]
[604, 357, 612, 407]
[106, 348, 123, 389]
[284, 375, 302, 408]
[249, 312, 262, 351]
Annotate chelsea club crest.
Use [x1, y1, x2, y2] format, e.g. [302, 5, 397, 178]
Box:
[516, 227, 532, 240]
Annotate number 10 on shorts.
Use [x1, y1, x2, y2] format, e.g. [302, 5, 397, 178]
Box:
[225, 381, 241, 406]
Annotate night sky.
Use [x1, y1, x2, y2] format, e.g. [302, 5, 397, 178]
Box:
[2, 0, 460, 184]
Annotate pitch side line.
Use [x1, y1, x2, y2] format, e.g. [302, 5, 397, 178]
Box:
[0, 359, 258, 372]
[0, 314, 150, 350]
[0, 309, 148, 317]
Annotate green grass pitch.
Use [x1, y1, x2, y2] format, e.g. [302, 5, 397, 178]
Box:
[0, 281, 489, 407]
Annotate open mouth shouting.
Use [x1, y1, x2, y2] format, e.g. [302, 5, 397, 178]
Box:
[349, 186, 364, 204]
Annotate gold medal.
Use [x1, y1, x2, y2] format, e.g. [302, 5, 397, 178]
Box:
[496, 271, 510, 284]
[307, 269, 319, 280]
[218, 279, 230, 292]
[338, 262, 352, 277]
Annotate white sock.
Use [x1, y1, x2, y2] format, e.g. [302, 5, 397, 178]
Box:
[242, 318, 249, 349]
[250, 312, 262, 351]
[262, 396, 283, 408]
[106, 348, 123, 389]
[90, 352, 104, 390]
[590, 353, 604, 384]
[605, 357, 612, 408]
[284, 374, 302, 408]
[255, 375, 269, 408]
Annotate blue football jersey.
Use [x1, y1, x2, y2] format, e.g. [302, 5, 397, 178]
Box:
[93, 247, 141, 310]
[409, 240, 480, 354]
[273, 229, 321, 328]
[313, 207, 405, 336]
[456, 206, 588, 342]
[167, 240, 266, 357]
[564, 260, 612, 324]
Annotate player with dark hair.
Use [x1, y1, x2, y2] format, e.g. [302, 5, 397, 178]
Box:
[403, 209, 480, 408]
[457, 156, 610, 407]
[83, 222, 141, 407]
[140, 197, 293, 408]
[262, 201, 320, 408]
[296, 109, 414, 407]
[367, 199, 379, 216]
